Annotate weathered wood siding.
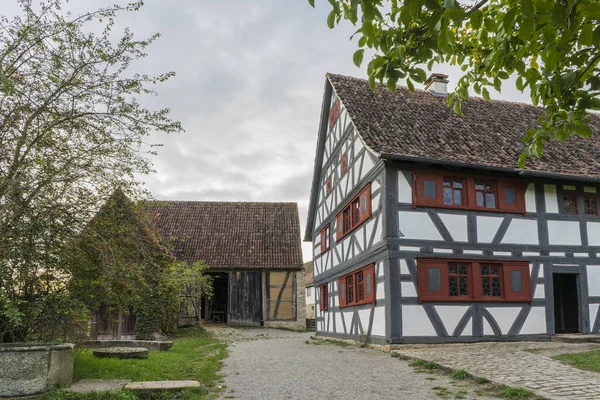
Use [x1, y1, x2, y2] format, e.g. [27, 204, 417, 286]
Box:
[228, 271, 262, 326]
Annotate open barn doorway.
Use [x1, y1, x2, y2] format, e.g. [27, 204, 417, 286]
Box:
[553, 273, 580, 333]
[203, 272, 228, 323]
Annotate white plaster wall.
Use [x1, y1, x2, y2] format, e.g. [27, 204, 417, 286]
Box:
[525, 183, 536, 212]
[402, 305, 437, 336]
[588, 222, 600, 246]
[548, 220, 581, 245]
[519, 307, 547, 334]
[434, 305, 469, 335]
[400, 259, 410, 275]
[438, 213, 468, 242]
[502, 219, 539, 245]
[544, 185, 559, 213]
[370, 306, 386, 337]
[534, 284, 545, 299]
[486, 307, 521, 334]
[360, 153, 375, 181]
[398, 170, 412, 203]
[401, 281, 417, 298]
[477, 216, 504, 243]
[483, 319, 494, 336]
[590, 304, 599, 328]
[399, 211, 442, 240]
[461, 319, 473, 336]
[587, 265, 600, 297]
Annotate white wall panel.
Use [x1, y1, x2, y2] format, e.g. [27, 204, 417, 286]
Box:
[398, 170, 412, 203]
[402, 306, 437, 336]
[477, 216, 504, 243]
[438, 213, 468, 242]
[401, 281, 417, 298]
[371, 306, 386, 337]
[487, 307, 521, 334]
[519, 307, 546, 334]
[544, 185, 559, 213]
[502, 219, 539, 245]
[525, 183, 536, 213]
[461, 318, 472, 336]
[399, 211, 443, 240]
[548, 220, 581, 245]
[587, 265, 600, 296]
[534, 284, 545, 299]
[588, 222, 600, 246]
[435, 306, 469, 335]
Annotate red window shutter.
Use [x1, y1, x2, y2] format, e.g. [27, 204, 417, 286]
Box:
[329, 100, 340, 129]
[363, 264, 376, 303]
[338, 278, 347, 307]
[341, 153, 348, 175]
[498, 179, 526, 214]
[502, 262, 531, 302]
[417, 259, 450, 302]
[335, 213, 344, 241]
[413, 170, 443, 207]
[358, 184, 372, 225]
[320, 284, 329, 310]
[320, 227, 326, 253]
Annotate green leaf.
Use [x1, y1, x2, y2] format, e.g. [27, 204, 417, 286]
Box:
[481, 87, 490, 100]
[580, 23, 593, 46]
[353, 49, 364, 67]
[517, 153, 527, 169]
[470, 10, 483, 29]
[593, 25, 600, 47]
[575, 123, 593, 138]
[413, 68, 427, 82]
[453, 99, 463, 116]
[327, 10, 336, 29]
[444, 0, 456, 9]
[406, 77, 415, 92]
[368, 74, 376, 91]
[308, 0, 315, 7]
[387, 76, 398, 91]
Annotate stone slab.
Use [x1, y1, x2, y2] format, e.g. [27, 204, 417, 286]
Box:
[124, 381, 201, 391]
[92, 347, 148, 359]
[85, 340, 173, 351]
[552, 334, 600, 343]
[66, 379, 130, 394]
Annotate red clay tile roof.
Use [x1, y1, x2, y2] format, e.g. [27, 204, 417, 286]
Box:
[328, 73, 600, 179]
[146, 201, 303, 270]
[304, 261, 314, 286]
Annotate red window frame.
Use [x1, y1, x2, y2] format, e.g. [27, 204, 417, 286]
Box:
[325, 177, 332, 195]
[473, 180, 498, 210]
[336, 184, 372, 241]
[412, 169, 526, 214]
[329, 99, 340, 129]
[417, 258, 531, 302]
[339, 264, 376, 308]
[320, 225, 330, 254]
[562, 192, 578, 215]
[584, 194, 598, 216]
[341, 153, 348, 176]
[442, 177, 465, 206]
[319, 284, 328, 311]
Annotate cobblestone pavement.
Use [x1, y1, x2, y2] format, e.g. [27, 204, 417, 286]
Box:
[393, 341, 600, 400]
[206, 326, 497, 400]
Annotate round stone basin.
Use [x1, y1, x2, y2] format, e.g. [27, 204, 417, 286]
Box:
[92, 346, 149, 359]
[0, 342, 74, 397]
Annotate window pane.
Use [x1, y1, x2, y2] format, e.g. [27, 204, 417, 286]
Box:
[449, 276, 458, 296]
[340, 283, 345, 300]
[361, 194, 368, 213]
[459, 276, 468, 295]
[476, 191, 484, 206]
[505, 187, 517, 204]
[475, 182, 484, 190]
[428, 268, 441, 292]
[510, 270, 523, 292]
[486, 193, 496, 208]
[444, 187, 453, 205]
[366, 274, 371, 294]
[424, 180, 436, 198]
[453, 179, 463, 188]
[491, 277, 501, 296]
[482, 276, 491, 295]
[443, 178, 451, 187]
[454, 190, 462, 205]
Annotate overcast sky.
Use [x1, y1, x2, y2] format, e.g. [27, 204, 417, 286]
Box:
[7, 0, 532, 262]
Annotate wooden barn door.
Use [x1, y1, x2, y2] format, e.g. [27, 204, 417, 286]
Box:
[228, 271, 262, 326]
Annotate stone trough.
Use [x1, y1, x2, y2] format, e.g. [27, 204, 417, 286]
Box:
[86, 340, 173, 351]
[92, 347, 149, 359]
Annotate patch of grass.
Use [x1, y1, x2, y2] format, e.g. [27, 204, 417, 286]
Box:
[475, 377, 490, 384]
[454, 390, 468, 399]
[553, 349, 600, 373]
[46, 326, 227, 400]
[309, 338, 352, 347]
[433, 386, 452, 399]
[495, 386, 538, 399]
[391, 352, 411, 360]
[425, 376, 437, 381]
[451, 369, 472, 380]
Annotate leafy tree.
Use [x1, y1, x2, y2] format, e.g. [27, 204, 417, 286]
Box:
[0, 0, 182, 341]
[312, 0, 600, 167]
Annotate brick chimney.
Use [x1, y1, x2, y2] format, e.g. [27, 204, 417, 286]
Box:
[424, 73, 449, 95]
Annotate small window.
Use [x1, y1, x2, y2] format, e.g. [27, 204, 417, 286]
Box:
[504, 187, 517, 205]
[341, 153, 348, 176]
[319, 284, 328, 311]
[475, 180, 497, 209]
[320, 225, 330, 254]
[424, 180, 437, 198]
[307, 287, 312, 297]
[562, 193, 578, 215]
[417, 259, 531, 302]
[336, 184, 372, 241]
[329, 99, 340, 129]
[584, 195, 598, 216]
[338, 264, 376, 307]
[443, 177, 464, 206]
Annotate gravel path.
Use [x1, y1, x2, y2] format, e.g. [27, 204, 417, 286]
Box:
[208, 326, 497, 400]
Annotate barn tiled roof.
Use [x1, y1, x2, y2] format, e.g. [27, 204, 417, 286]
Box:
[146, 201, 303, 270]
[328, 73, 600, 179]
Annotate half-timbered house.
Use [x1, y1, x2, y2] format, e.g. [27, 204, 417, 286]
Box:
[150, 201, 305, 330]
[305, 73, 600, 344]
